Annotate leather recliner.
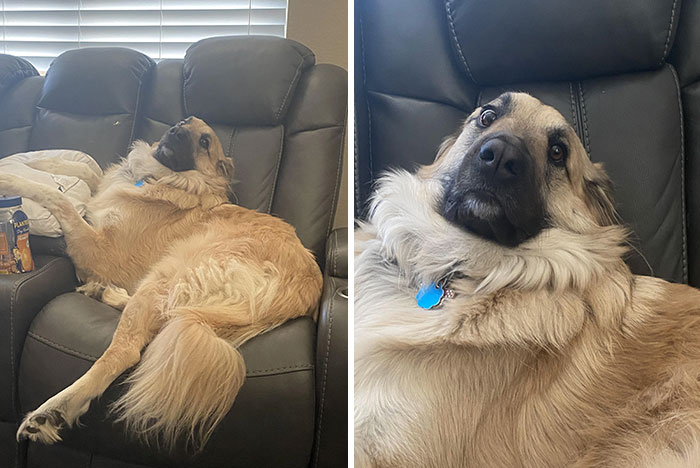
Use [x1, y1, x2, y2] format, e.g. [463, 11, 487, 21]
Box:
[356, 0, 699, 288]
[0, 36, 347, 468]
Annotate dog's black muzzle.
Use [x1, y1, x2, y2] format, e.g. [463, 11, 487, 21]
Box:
[442, 133, 544, 247]
[154, 123, 196, 172]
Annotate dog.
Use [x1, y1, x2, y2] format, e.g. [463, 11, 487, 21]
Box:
[354, 92, 700, 467]
[0, 117, 322, 451]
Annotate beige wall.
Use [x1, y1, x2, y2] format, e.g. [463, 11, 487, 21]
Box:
[286, 0, 348, 229]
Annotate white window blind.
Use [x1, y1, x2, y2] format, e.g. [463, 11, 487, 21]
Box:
[0, 0, 288, 71]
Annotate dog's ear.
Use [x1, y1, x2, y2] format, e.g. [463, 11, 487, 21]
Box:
[216, 157, 234, 177]
[584, 162, 618, 226]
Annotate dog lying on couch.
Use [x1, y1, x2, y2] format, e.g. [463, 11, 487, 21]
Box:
[0, 117, 322, 452]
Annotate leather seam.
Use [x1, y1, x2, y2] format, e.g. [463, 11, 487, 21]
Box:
[669, 64, 688, 282]
[367, 89, 468, 114]
[568, 82, 579, 140]
[445, 0, 478, 84]
[326, 115, 347, 238]
[227, 126, 237, 159]
[0, 124, 32, 133]
[9, 257, 66, 416]
[334, 229, 339, 277]
[128, 72, 145, 149]
[246, 364, 313, 376]
[312, 283, 335, 467]
[275, 60, 305, 122]
[266, 126, 284, 214]
[659, 0, 678, 66]
[360, 18, 374, 184]
[287, 124, 343, 137]
[577, 82, 591, 157]
[27, 331, 99, 361]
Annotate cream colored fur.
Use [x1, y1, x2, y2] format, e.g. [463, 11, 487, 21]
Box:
[0, 117, 322, 452]
[355, 93, 700, 467]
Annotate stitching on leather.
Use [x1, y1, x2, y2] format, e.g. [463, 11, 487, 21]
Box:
[287, 124, 343, 137]
[312, 283, 335, 467]
[334, 229, 339, 276]
[669, 64, 688, 282]
[568, 82, 579, 139]
[367, 89, 470, 114]
[227, 127, 237, 159]
[445, 0, 477, 84]
[182, 65, 190, 118]
[476, 89, 482, 107]
[128, 72, 145, 148]
[326, 118, 347, 238]
[275, 60, 305, 122]
[246, 364, 313, 376]
[577, 82, 591, 157]
[27, 331, 99, 361]
[659, 0, 678, 66]
[360, 19, 374, 184]
[0, 124, 32, 133]
[266, 126, 285, 214]
[9, 257, 65, 416]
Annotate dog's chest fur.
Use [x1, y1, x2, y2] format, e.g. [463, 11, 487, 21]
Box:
[355, 240, 700, 468]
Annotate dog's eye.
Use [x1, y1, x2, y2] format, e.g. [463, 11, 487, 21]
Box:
[199, 137, 210, 150]
[479, 109, 497, 128]
[548, 144, 567, 164]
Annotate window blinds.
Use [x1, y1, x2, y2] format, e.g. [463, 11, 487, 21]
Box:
[0, 0, 288, 70]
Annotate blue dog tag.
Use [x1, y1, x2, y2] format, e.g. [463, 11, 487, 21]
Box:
[134, 180, 145, 187]
[416, 282, 446, 310]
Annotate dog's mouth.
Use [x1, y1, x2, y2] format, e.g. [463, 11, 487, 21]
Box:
[154, 129, 196, 172]
[443, 189, 527, 246]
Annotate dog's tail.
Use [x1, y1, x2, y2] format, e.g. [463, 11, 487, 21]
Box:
[110, 311, 246, 452]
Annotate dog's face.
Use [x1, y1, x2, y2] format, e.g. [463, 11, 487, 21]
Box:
[426, 92, 615, 247]
[154, 117, 233, 178]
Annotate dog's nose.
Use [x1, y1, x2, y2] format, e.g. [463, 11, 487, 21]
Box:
[168, 125, 187, 140]
[477, 138, 526, 181]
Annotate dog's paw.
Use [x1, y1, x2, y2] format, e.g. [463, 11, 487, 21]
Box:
[16, 409, 66, 444]
[0, 173, 25, 197]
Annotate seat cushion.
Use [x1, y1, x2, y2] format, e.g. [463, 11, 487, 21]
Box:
[19, 293, 316, 468]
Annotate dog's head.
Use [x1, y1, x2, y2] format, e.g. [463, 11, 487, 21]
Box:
[153, 117, 233, 179]
[426, 92, 616, 247]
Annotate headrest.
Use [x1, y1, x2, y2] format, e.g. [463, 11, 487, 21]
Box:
[0, 55, 38, 98]
[38, 48, 154, 115]
[447, 0, 680, 84]
[183, 36, 315, 126]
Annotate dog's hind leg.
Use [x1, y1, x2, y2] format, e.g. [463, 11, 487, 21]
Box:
[16, 280, 167, 444]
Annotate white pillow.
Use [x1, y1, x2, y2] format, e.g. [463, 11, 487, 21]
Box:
[0, 150, 102, 237]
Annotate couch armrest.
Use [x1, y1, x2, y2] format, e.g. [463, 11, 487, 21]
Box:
[0, 255, 77, 422]
[311, 229, 348, 467]
[324, 228, 347, 279]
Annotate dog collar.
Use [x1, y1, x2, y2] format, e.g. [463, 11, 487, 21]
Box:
[416, 277, 455, 310]
[134, 179, 145, 187]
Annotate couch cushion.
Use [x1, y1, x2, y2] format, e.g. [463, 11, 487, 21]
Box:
[19, 292, 316, 468]
[0, 54, 37, 99]
[29, 48, 155, 168]
[0, 75, 43, 159]
[183, 36, 315, 126]
[446, 0, 680, 85]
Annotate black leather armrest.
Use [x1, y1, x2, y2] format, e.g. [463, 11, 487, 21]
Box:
[0, 255, 77, 422]
[324, 228, 348, 279]
[311, 229, 348, 467]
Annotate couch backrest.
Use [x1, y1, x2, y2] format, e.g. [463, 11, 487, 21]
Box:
[0, 36, 347, 267]
[356, 0, 695, 285]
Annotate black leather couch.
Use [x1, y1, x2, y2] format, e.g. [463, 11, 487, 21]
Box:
[356, 0, 700, 289]
[0, 36, 347, 468]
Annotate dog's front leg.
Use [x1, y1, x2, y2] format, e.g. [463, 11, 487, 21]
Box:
[25, 157, 102, 194]
[16, 282, 165, 443]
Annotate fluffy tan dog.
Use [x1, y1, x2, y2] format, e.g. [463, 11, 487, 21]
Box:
[0, 117, 322, 451]
[355, 93, 700, 467]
